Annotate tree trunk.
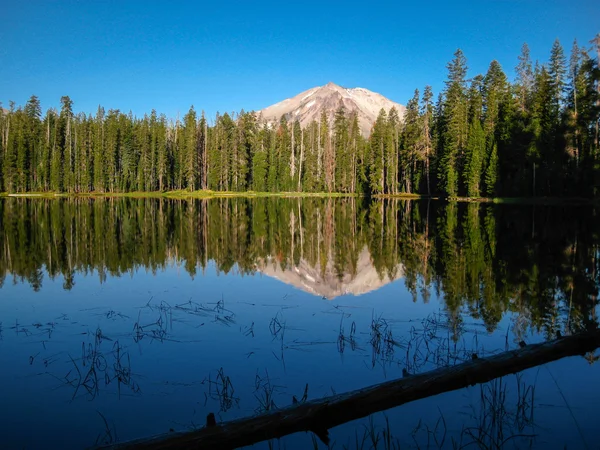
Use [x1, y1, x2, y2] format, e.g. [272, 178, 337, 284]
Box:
[297, 129, 304, 191]
[317, 121, 322, 183]
[290, 122, 295, 184]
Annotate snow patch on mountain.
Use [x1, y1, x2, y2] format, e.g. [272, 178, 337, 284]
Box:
[257, 82, 405, 137]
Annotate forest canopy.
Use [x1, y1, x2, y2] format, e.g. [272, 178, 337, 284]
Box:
[1, 37, 599, 198]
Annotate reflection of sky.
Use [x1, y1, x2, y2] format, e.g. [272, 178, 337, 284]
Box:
[0, 263, 598, 449]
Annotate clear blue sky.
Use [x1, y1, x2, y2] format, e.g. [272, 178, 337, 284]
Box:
[1, 0, 598, 119]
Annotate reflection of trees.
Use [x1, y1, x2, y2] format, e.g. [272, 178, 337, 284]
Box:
[0, 198, 598, 335]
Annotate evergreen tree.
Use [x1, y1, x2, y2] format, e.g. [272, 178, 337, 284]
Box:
[348, 112, 361, 193]
[439, 49, 469, 197]
[293, 120, 302, 191]
[182, 106, 198, 190]
[464, 75, 485, 197]
[333, 106, 350, 192]
[301, 121, 320, 191]
[276, 116, 292, 191]
[387, 107, 401, 193]
[252, 123, 269, 192]
[531, 65, 554, 195]
[23, 95, 42, 191]
[400, 91, 420, 194]
[515, 43, 534, 114]
[156, 113, 168, 191]
[549, 39, 567, 116]
[369, 109, 388, 194]
[58, 96, 74, 192]
[482, 61, 508, 196]
[320, 111, 334, 192]
[93, 106, 105, 192]
[236, 111, 256, 191]
[419, 86, 434, 195]
[4, 103, 20, 192]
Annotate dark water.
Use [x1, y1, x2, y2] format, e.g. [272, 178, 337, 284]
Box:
[0, 197, 598, 449]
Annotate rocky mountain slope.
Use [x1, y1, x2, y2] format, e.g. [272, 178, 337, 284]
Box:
[258, 82, 405, 137]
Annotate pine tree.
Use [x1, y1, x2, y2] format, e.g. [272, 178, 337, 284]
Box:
[4, 103, 20, 192]
[549, 39, 567, 116]
[369, 109, 388, 194]
[236, 111, 256, 191]
[276, 116, 292, 191]
[182, 106, 198, 190]
[531, 65, 554, 195]
[333, 106, 349, 192]
[0, 104, 6, 191]
[252, 123, 269, 192]
[103, 109, 120, 193]
[387, 107, 401, 193]
[156, 112, 168, 191]
[439, 49, 469, 197]
[320, 111, 334, 192]
[400, 91, 420, 194]
[266, 122, 278, 191]
[23, 95, 42, 191]
[75, 113, 92, 192]
[419, 86, 434, 195]
[574, 46, 600, 195]
[509, 43, 536, 196]
[293, 120, 302, 191]
[49, 99, 65, 192]
[485, 141, 499, 195]
[348, 112, 361, 193]
[515, 43, 534, 114]
[301, 121, 319, 191]
[464, 75, 484, 197]
[482, 61, 508, 196]
[198, 112, 208, 190]
[92, 106, 105, 192]
[57, 96, 74, 192]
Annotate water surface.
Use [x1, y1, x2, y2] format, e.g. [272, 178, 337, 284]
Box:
[0, 197, 598, 449]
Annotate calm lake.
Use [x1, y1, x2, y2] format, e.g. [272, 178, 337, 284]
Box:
[0, 197, 598, 449]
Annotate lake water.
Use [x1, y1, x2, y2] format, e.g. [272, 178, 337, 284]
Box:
[0, 197, 598, 449]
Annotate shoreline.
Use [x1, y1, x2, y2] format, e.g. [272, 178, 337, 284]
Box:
[0, 191, 597, 205]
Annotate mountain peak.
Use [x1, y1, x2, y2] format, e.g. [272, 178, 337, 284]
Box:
[258, 83, 405, 136]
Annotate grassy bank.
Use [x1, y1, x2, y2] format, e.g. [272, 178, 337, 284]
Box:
[449, 196, 597, 205]
[372, 193, 426, 199]
[0, 191, 597, 205]
[163, 190, 361, 199]
[0, 190, 361, 199]
[376, 194, 597, 205]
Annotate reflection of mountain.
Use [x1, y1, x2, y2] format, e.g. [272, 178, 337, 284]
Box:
[257, 247, 404, 299]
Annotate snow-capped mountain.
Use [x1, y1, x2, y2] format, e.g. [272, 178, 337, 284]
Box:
[258, 82, 405, 137]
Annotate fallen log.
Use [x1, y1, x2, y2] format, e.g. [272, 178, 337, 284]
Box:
[104, 329, 600, 450]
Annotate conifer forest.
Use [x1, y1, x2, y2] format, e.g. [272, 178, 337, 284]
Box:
[2, 38, 599, 198]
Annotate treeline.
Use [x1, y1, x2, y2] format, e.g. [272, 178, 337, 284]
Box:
[1, 37, 599, 197]
[1, 197, 598, 337]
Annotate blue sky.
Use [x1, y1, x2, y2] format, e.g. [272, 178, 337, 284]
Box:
[1, 0, 598, 119]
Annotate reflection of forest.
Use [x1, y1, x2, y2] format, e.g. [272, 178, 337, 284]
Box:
[0, 198, 598, 336]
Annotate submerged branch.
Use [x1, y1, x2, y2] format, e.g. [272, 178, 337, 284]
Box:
[102, 330, 600, 450]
